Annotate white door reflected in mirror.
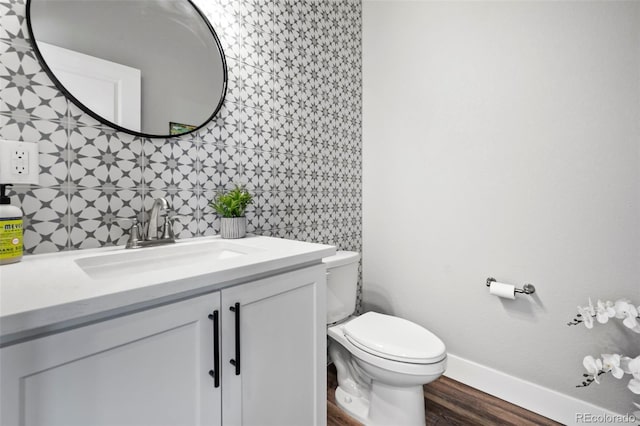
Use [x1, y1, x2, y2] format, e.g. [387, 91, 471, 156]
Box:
[38, 42, 141, 132]
[27, 0, 227, 137]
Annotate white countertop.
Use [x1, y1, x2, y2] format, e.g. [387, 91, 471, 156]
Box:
[0, 235, 335, 345]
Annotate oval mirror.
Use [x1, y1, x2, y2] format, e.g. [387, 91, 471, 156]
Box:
[26, 0, 227, 138]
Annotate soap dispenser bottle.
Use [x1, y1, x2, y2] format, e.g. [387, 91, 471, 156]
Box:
[0, 184, 23, 264]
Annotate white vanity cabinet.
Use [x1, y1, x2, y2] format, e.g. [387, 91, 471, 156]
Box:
[221, 264, 326, 426]
[0, 264, 326, 426]
[0, 291, 222, 426]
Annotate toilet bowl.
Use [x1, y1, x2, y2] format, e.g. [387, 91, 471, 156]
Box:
[324, 251, 447, 426]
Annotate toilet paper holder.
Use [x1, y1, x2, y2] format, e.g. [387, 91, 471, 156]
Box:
[486, 277, 536, 295]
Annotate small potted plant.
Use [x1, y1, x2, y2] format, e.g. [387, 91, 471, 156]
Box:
[209, 185, 253, 239]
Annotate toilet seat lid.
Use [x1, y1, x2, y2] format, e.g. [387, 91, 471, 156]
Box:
[343, 312, 446, 364]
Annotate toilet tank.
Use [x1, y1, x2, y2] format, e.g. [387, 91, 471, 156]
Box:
[323, 251, 361, 324]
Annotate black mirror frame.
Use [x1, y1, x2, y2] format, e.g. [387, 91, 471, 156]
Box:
[25, 0, 228, 139]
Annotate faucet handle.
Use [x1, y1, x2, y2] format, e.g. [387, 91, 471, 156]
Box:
[163, 214, 184, 240]
[112, 217, 144, 248]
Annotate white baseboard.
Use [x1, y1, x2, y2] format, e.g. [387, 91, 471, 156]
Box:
[444, 353, 633, 426]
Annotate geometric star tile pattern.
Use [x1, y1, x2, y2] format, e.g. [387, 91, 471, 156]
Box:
[0, 0, 363, 309]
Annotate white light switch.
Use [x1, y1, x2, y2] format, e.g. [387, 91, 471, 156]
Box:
[0, 140, 39, 184]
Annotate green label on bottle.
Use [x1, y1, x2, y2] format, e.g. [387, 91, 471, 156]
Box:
[0, 218, 23, 260]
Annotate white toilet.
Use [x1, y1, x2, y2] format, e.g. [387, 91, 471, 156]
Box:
[324, 251, 447, 426]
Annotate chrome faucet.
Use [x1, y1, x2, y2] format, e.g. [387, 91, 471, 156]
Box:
[147, 197, 169, 240]
[117, 197, 177, 249]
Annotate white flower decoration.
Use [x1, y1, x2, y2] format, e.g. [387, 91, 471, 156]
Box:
[572, 296, 640, 413]
[623, 356, 640, 394]
[578, 300, 595, 329]
[595, 300, 615, 324]
[628, 356, 640, 379]
[601, 354, 624, 379]
[621, 356, 633, 374]
[623, 308, 639, 331]
[583, 355, 603, 383]
[614, 299, 635, 319]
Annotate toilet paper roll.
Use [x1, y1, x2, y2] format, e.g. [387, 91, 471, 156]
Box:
[489, 281, 516, 299]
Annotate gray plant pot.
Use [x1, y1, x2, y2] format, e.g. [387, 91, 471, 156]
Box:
[220, 217, 247, 239]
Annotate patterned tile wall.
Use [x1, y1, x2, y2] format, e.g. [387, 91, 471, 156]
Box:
[0, 0, 362, 303]
[0, 0, 362, 246]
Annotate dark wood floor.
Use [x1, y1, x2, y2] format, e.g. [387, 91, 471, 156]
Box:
[327, 364, 561, 426]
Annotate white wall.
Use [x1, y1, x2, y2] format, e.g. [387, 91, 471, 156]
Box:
[363, 0, 640, 417]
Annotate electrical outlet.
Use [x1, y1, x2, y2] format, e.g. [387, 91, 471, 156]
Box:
[0, 140, 39, 184]
[12, 148, 29, 175]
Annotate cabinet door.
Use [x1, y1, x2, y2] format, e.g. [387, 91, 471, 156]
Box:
[0, 292, 222, 426]
[221, 264, 327, 426]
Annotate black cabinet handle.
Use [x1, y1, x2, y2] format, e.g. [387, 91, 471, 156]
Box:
[229, 302, 240, 375]
[208, 310, 220, 387]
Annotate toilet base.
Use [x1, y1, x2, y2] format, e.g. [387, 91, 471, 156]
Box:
[335, 384, 426, 426]
[335, 386, 369, 424]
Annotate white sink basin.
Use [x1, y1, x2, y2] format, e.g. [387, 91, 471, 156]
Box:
[75, 240, 263, 280]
